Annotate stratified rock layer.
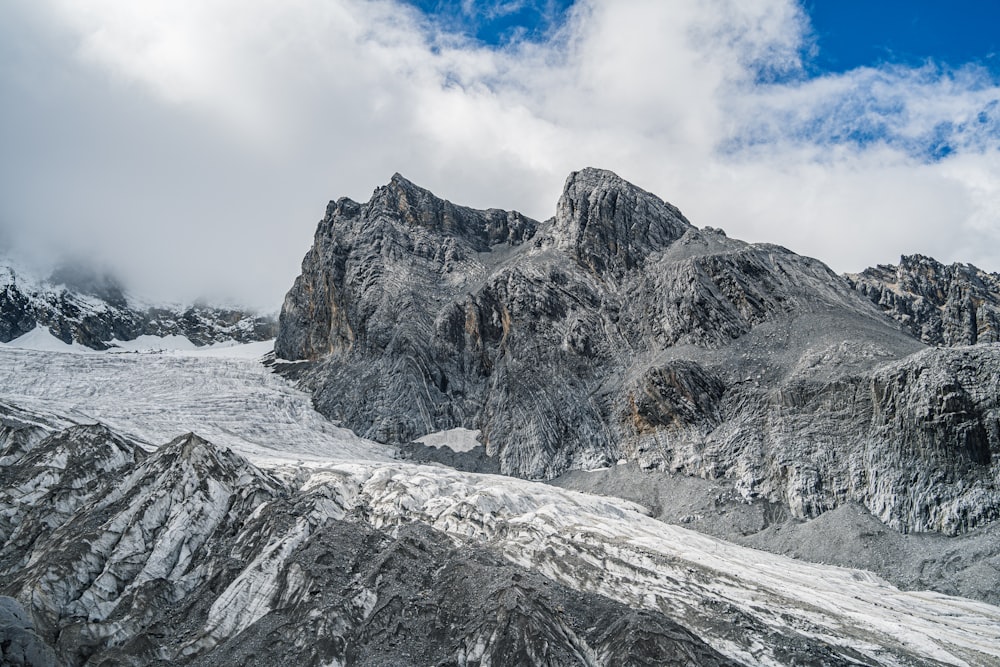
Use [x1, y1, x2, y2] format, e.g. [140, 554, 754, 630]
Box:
[278, 169, 1000, 535]
[847, 254, 1000, 346]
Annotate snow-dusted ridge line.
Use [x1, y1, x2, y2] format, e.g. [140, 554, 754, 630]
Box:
[1, 259, 278, 352]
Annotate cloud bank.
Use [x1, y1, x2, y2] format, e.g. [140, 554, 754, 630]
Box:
[1, 0, 998, 308]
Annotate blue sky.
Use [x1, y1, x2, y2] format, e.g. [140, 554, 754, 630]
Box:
[806, 1, 1000, 77]
[1, 1, 1000, 307]
[406, 0, 575, 44]
[407, 1, 1000, 78]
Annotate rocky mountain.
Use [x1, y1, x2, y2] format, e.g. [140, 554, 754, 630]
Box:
[0, 261, 276, 349]
[277, 168, 1000, 536]
[847, 254, 1000, 346]
[3, 401, 998, 666]
[3, 169, 1000, 666]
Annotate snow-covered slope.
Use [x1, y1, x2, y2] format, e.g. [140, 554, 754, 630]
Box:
[2, 343, 999, 666]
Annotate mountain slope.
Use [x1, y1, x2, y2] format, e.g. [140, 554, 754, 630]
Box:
[277, 168, 1000, 534]
[0, 424, 740, 666]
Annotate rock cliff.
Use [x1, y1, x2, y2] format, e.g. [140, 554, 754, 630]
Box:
[847, 254, 1000, 346]
[277, 169, 1000, 534]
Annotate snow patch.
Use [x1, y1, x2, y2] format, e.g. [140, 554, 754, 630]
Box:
[176, 339, 274, 359]
[415, 428, 481, 452]
[1, 326, 95, 354]
[107, 337, 274, 359]
[108, 335, 200, 352]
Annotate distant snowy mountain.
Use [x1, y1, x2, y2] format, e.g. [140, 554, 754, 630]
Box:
[0, 260, 276, 350]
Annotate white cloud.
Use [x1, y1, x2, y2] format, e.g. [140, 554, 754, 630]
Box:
[1, 0, 999, 308]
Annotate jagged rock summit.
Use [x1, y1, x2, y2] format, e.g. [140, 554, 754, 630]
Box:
[847, 253, 1000, 346]
[278, 168, 1000, 535]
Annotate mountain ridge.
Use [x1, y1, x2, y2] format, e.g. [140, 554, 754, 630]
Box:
[277, 168, 1000, 535]
[847, 253, 1000, 346]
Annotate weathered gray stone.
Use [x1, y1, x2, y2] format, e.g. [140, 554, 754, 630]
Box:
[1, 425, 743, 667]
[0, 596, 58, 667]
[847, 253, 1000, 346]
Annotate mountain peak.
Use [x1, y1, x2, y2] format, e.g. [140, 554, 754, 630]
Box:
[552, 168, 693, 275]
[389, 171, 418, 189]
[361, 173, 537, 250]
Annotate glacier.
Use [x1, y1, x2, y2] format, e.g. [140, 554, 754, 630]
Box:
[1, 342, 999, 666]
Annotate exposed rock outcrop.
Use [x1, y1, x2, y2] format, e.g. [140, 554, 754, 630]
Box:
[278, 169, 1000, 534]
[0, 597, 57, 667]
[847, 254, 1000, 346]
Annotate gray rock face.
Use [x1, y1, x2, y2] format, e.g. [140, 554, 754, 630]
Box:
[0, 263, 276, 350]
[0, 424, 741, 666]
[847, 254, 1000, 346]
[278, 168, 1000, 534]
[0, 596, 57, 667]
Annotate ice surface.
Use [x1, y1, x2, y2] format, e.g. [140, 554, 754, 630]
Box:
[0, 345, 393, 464]
[107, 336, 274, 358]
[310, 461, 1000, 666]
[107, 335, 201, 352]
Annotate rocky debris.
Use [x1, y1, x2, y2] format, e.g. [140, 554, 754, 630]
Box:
[2, 430, 286, 664]
[0, 262, 276, 350]
[398, 440, 501, 474]
[847, 254, 1000, 346]
[277, 168, 1000, 534]
[0, 424, 147, 575]
[187, 521, 741, 667]
[0, 401, 68, 463]
[0, 421, 745, 666]
[326, 461, 1000, 666]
